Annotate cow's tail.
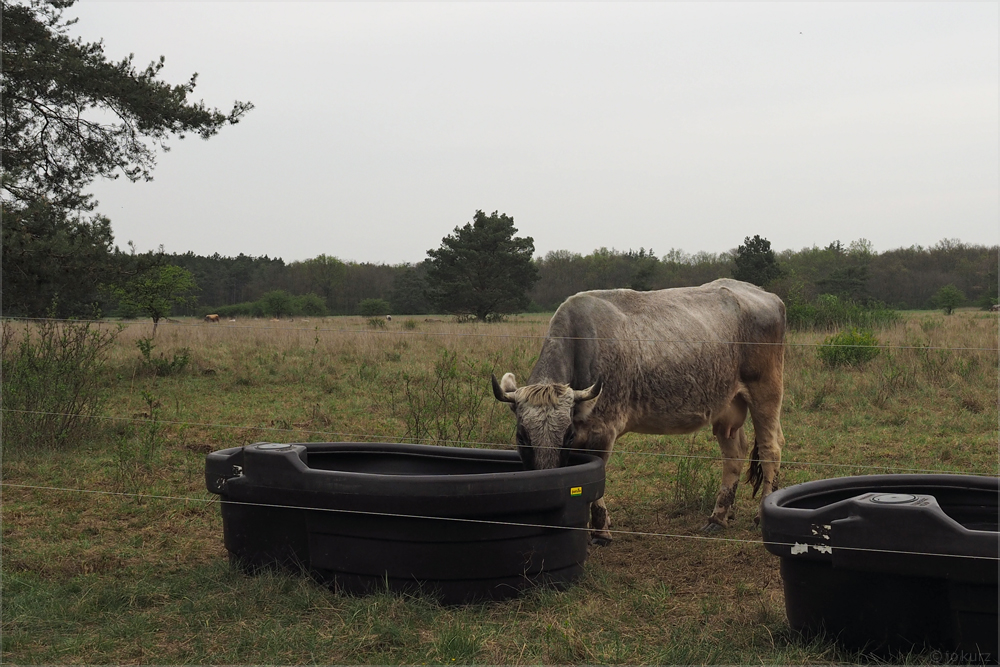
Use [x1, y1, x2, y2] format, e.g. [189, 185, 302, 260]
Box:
[745, 440, 764, 497]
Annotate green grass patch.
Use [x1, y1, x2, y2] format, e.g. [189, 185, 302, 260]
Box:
[3, 312, 997, 664]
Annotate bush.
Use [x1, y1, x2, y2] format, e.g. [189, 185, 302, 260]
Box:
[1, 317, 121, 451]
[975, 293, 998, 310]
[788, 294, 899, 331]
[817, 327, 881, 367]
[214, 303, 252, 318]
[293, 293, 327, 317]
[216, 292, 326, 319]
[358, 298, 391, 317]
[379, 348, 507, 445]
[136, 336, 190, 376]
[113, 390, 164, 495]
[260, 290, 294, 318]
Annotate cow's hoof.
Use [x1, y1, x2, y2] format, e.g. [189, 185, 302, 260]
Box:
[700, 521, 724, 534]
[590, 535, 613, 546]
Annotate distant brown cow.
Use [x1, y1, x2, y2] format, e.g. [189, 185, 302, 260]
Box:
[204, 314, 220, 323]
[991, 304, 999, 313]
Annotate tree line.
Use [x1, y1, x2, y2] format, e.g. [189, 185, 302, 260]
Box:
[147, 236, 995, 318]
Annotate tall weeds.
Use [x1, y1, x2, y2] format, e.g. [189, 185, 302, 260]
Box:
[787, 294, 900, 331]
[379, 348, 510, 446]
[671, 435, 719, 512]
[113, 390, 164, 495]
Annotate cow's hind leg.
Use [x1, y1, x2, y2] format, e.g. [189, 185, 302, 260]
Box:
[704, 397, 750, 532]
[745, 373, 785, 525]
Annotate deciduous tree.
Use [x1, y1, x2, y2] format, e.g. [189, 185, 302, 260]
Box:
[931, 284, 965, 315]
[110, 264, 198, 335]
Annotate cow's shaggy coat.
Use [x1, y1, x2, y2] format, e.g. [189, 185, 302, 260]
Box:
[493, 278, 786, 541]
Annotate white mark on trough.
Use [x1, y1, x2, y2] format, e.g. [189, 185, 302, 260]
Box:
[791, 542, 833, 555]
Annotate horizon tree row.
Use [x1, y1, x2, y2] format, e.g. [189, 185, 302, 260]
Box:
[150, 231, 997, 321]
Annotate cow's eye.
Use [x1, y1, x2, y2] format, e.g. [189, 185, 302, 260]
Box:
[516, 425, 530, 446]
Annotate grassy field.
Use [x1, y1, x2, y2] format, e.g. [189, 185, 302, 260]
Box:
[2, 309, 998, 664]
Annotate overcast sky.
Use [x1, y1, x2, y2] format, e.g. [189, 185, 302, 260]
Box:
[71, 2, 998, 265]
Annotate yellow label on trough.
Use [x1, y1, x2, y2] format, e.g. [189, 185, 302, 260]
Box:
[570, 486, 582, 496]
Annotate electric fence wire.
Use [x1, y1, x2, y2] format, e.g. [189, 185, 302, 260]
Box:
[3, 482, 998, 563]
[3, 316, 999, 352]
[5, 408, 998, 477]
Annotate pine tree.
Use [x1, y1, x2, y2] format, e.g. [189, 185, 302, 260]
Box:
[733, 235, 784, 287]
[426, 211, 539, 321]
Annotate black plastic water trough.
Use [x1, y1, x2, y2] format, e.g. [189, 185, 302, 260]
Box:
[205, 442, 605, 604]
[761, 474, 999, 661]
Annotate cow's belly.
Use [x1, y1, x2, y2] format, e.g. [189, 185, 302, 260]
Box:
[627, 412, 710, 436]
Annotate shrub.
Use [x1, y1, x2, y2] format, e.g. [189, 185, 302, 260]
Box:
[136, 336, 190, 376]
[379, 348, 508, 446]
[788, 294, 899, 331]
[358, 298, 391, 317]
[1, 317, 121, 452]
[113, 390, 164, 495]
[975, 293, 998, 310]
[817, 327, 881, 367]
[260, 290, 294, 318]
[293, 293, 327, 317]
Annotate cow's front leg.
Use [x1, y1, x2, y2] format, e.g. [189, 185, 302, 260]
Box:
[704, 425, 749, 532]
[589, 497, 612, 545]
[580, 425, 618, 545]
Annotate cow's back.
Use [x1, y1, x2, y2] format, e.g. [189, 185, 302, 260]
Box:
[531, 280, 785, 430]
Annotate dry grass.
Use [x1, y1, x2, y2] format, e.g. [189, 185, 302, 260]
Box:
[2, 309, 997, 664]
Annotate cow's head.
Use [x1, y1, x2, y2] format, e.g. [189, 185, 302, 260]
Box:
[491, 372, 602, 469]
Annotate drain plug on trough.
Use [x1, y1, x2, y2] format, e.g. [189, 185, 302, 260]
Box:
[869, 493, 918, 504]
[253, 443, 292, 451]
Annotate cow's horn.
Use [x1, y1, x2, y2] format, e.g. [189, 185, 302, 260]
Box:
[491, 374, 515, 403]
[574, 379, 602, 403]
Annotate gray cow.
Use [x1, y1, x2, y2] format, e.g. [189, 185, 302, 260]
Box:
[492, 278, 786, 543]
